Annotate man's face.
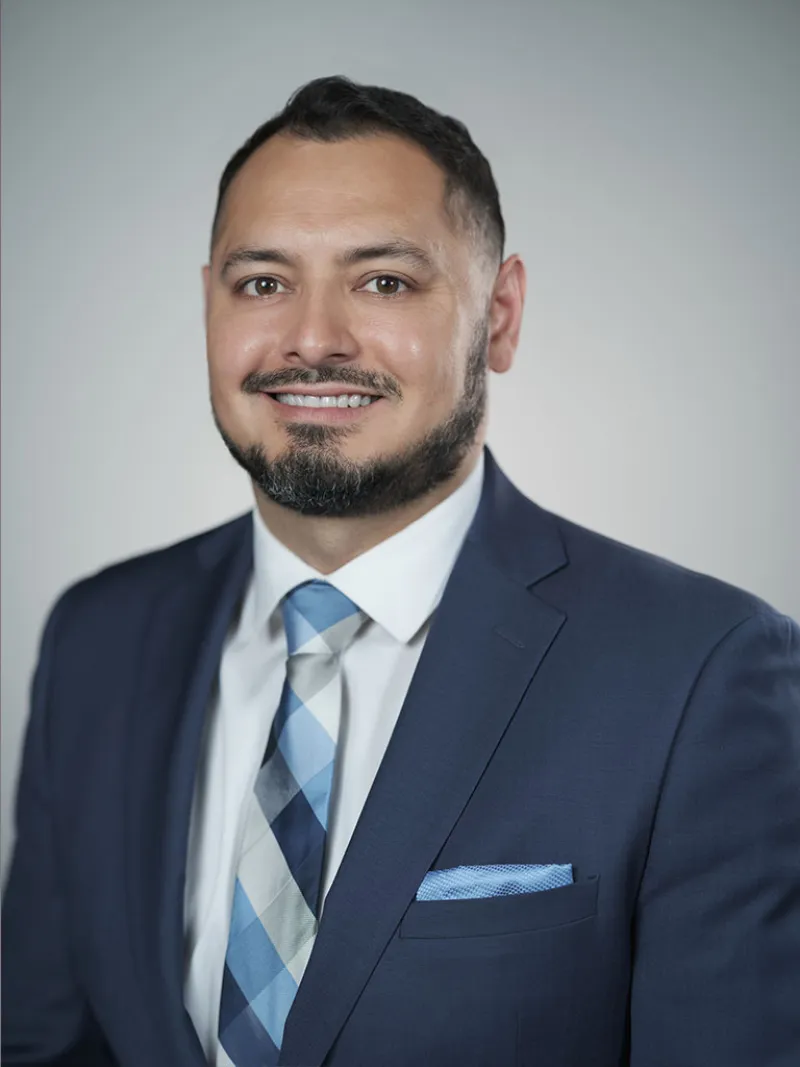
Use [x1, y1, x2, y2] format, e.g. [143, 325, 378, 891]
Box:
[205, 132, 504, 516]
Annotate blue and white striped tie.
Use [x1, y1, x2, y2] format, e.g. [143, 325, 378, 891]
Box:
[217, 581, 367, 1066]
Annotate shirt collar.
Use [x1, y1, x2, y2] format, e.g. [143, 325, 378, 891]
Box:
[249, 451, 485, 644]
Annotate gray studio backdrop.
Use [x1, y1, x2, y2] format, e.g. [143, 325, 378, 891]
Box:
[2, 0, 798, 880]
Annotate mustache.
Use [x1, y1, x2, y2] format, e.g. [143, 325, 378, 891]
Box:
[243, 366, 402, 399]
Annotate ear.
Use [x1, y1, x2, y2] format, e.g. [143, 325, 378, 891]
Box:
[201, 264, 211, 320]
[487, 255, 526, 375]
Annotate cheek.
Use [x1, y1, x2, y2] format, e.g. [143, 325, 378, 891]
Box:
[401, 342, 462, 411]
[373, 320, 460, 398]
[207, 312, 275, 385]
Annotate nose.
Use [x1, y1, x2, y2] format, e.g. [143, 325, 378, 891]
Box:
[280, 284, 360, 368]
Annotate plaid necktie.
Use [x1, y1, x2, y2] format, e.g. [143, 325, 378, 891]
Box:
[217, 580, 367, 1066]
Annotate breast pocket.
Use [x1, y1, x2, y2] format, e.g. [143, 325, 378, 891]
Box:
[398, 875, 599, 940]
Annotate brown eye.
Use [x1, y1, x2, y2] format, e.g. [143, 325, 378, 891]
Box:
[241, 276, 284, 297]
[364, 275, 409, 296]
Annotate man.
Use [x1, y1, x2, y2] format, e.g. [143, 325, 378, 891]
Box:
[2, 75, 799, 1067]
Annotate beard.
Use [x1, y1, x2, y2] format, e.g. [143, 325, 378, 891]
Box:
[212, 320, 488, 518]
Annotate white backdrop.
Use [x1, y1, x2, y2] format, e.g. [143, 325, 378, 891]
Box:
[2, 0, 798, 880]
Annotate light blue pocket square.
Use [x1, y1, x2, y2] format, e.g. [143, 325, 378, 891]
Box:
[416, 863, 573, 901]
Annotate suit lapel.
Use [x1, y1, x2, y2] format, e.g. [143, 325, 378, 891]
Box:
[280, 453, 569, 1066]
[124, 515, 252, 1062]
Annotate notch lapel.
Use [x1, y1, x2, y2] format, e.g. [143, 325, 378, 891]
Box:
[281, 455, 569, 1066]
[124, 516, 252, 1063]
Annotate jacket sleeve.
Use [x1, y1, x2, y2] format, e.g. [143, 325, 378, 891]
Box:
[1, 594, 117, 1066]
[629, 610, 800, 1065]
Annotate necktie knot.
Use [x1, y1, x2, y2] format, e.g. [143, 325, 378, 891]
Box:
[281, 580, 367, 657]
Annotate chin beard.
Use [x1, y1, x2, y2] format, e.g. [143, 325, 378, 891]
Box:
[212, 321, 488, 518]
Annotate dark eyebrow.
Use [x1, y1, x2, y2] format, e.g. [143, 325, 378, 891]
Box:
[219, 239, 437, 279]
[339, 240, 436, 273]
[220, 248, 294, 278]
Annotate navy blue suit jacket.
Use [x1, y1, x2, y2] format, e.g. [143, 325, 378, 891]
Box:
[3, 452, 800, 1066]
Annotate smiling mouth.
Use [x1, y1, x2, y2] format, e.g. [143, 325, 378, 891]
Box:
[261, 389, 384, 420]
[268, 392, 379, 409]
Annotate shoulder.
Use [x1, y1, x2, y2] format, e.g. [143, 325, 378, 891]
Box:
[533, 505, 790, 654]
[528, 507, 798, 737]
[478, 453, 787, 639]
[45, 511, 252, 634]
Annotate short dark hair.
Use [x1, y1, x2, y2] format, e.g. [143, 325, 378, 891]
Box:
[211, 75, 505, 262]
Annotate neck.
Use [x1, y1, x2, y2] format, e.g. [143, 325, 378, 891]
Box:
[253, 445, 483, 574]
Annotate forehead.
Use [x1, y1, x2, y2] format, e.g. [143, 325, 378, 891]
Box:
[215, 133, 458, 252]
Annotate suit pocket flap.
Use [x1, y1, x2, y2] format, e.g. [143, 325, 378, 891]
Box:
[399, 875, 598, 939]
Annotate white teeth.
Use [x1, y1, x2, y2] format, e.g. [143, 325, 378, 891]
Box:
[274, 393, 376, 408]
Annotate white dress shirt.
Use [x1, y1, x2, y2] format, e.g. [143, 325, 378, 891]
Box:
[183, 453, 484, 1059]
